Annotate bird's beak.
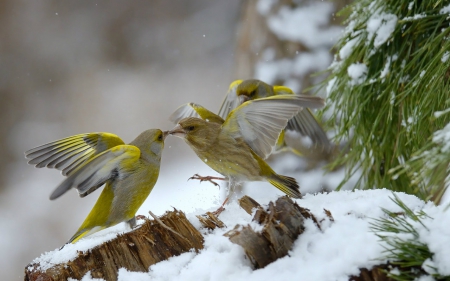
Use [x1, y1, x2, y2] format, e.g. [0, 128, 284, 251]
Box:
[168, 124, 186, 138]
[162, 130, 169, 140]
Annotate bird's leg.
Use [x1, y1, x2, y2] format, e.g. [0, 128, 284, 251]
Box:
[212, 178, 237, 216]
[127, 216, 137, 228]
[188, 173, 227, 187]
[212, 197, 229, 216]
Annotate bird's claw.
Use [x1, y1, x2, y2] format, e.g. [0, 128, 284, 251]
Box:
[135, 215, 147, 220]
[188, 173, 221, 187]
[212, 206, 226, 216]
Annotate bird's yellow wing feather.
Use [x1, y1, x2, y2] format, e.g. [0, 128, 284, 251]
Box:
[273, 85, 295, 95]
[222, 95, 324, 159]
[49, 145, 140, 200]
[217, 80, 243, 119]
[170, 103, 224, 124]
[25, 133, 125, 176]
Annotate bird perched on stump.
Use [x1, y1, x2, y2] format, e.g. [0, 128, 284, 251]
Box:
[25, 129, 167, 243]
[169, 95, 325, 211]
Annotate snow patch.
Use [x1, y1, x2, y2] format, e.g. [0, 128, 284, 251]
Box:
[442, 51, 449, 63]
[267, 3, 342, 49]
[403, 14, 426, 21]
[339, 37, 360, 60]
[367, 13, 397, 48]
[432, 122, 450, 153]
[440, 4, 450, 15]
[348, 63, 368, 85]
[326, 77, 337, 96]
[257, 0, 278, 16]
[69, 271, 105, 281]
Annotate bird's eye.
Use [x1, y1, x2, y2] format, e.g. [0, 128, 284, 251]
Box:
[188, 126, 195, 131]
[158, 134, 163, 141]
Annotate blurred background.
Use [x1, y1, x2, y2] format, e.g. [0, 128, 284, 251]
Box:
[0, 0, 348, 279]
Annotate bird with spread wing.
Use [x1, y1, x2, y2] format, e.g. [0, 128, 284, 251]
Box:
[25, 129, 167, 243]
[218, 79, 331, 155]
[169, 95, 325, 212]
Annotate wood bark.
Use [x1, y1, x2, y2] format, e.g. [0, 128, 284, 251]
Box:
[224, 196, 308, 268]
[196, 212, 226, 230]
[24, 209, 203, 281]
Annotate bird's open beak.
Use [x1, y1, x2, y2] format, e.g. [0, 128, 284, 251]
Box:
[168, 124, 186, 138]
[162, 130, 169, 140]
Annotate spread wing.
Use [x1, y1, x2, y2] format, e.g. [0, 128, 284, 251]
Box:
[25, 133, 125, 176]
[217, 80, 243, 119]
[286, 109, 331, 149]
[222, 95, 324, 159]
[170, 103, 224, 124]
[272, 86, 330, 149]
[50, 145, 140, 200]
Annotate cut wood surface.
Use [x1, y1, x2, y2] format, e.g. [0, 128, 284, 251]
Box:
[25, 209, 203, 281]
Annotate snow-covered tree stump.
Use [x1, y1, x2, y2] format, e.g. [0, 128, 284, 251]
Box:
[24, 209, 204, 281]
[224, 196, 307, 268]
[24, 195, 405, 281]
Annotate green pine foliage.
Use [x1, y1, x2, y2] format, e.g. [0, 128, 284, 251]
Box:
[371, 194, 450, 280]
[324, 0, 450, 201]
[391, 114, 450, 204]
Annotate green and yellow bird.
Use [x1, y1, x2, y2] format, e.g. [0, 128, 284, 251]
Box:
[218, 79, 331, 155]
[169, 95, 326, 204]
[25, 129, 167, 243]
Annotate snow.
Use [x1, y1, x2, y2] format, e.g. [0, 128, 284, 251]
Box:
[256, 0, 277, 16]
[418, 204, 450, 275]
[434, 108, 450, 118]
[432, 122, 450, 153]
[33, 189, 449, 281]
[380, 57, 392, 79]
[347, 63, 368, 85]
[339, 37, 360, 60]
[440, 4, 450, 15]
[326, 77, 337, 96]
[403, 14, 426, 21]
[442, 51, 449, 63]
[267, 2, 342, 49]
[366, 13, 397, 48]
[293, 50, 332, 76]
[255, 50, 332, 86]
[68, 272, 105, 281]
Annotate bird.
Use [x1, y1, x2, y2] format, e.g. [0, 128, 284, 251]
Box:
[218, 79, 331, 155]
[25, 129, 167, 243]
[169, 95, 325, 210]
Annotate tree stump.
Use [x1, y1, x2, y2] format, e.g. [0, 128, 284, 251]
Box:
[224, 196, 308, 269]
[24, 196, 417, 281]
[24, 209, 203, 281]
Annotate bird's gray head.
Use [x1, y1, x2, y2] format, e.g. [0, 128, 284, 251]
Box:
[131, 129, 167, 157]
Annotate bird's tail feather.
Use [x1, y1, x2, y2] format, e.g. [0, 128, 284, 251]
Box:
[268, 175, 302, 199]
[67, 226, 104, 244]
